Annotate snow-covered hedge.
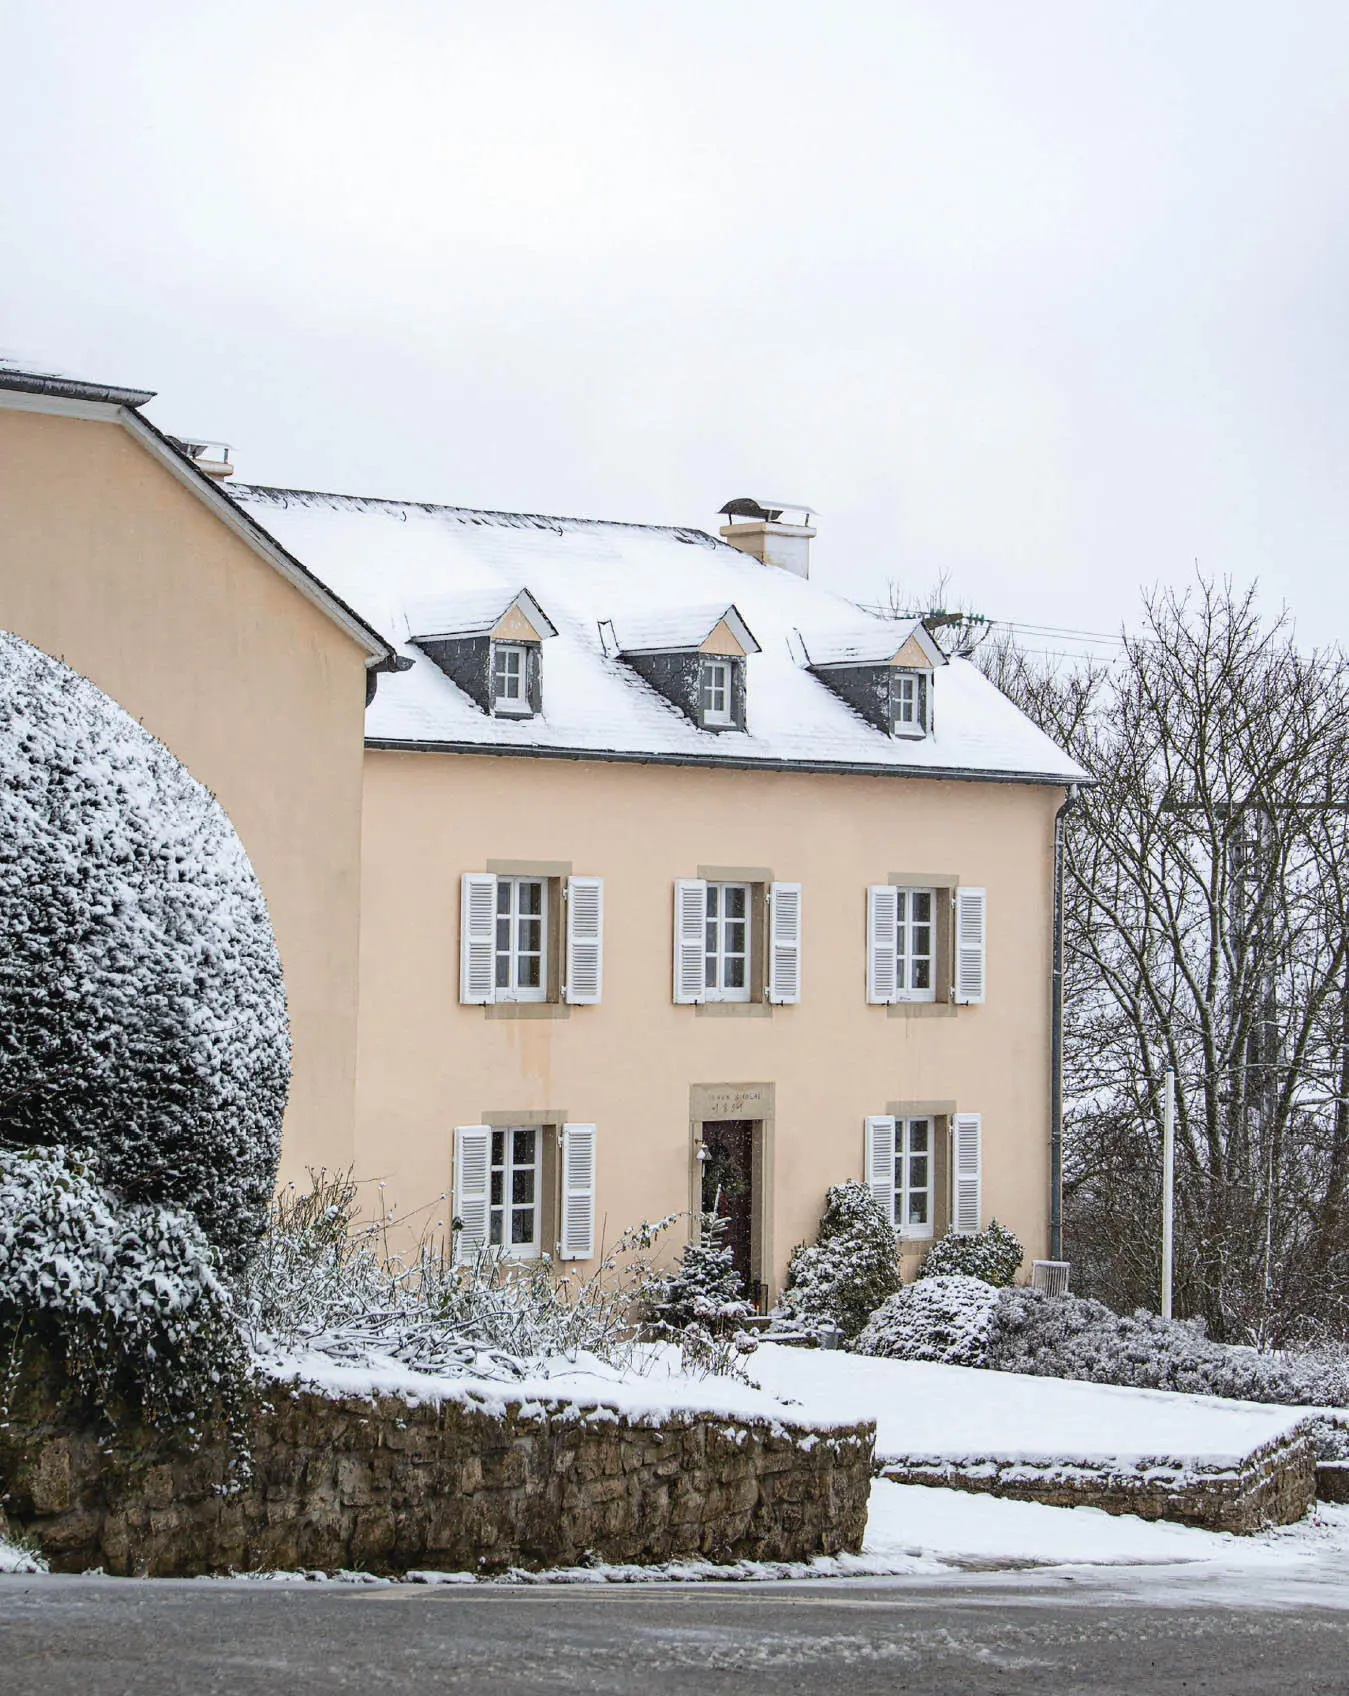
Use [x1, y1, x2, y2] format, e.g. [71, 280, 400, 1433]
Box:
[777, 1183, 903, 1341]
[987, 1287, 1349, 1407]
[0, 632, 289, 1266]
[853, 1274, 999, 1365]
[918, 1220, 1024, 1287]
[0, 1146, 247, 1434]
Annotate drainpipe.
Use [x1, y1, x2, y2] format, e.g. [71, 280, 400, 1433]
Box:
[1050, 782, 1080, 1262]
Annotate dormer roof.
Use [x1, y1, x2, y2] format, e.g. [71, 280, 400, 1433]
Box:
[799, 618, 946, 671]
[609, 604, 761, 658]
[406, 587, 557, 644]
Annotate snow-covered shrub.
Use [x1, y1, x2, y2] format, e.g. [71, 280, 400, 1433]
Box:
[241, 1171, 752, 1381]
[0, 631, 289, 1267]
[0, 1531, 46, 1575]
[650, 1214, 755, 1331]
[852, 1274, 999, 1365]
[918, 1220, 1024, 1287]
[777, 1183, 903, 1341]
[0, 1145, 248, 1436]
[986, 1287, 1349, 1407]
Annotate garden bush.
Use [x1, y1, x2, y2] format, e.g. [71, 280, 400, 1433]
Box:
[777, 1182, 903, 1340]
[650, 1213, 754, 1331]
[0, 631, 290, 1267]
[853, 1274, 999, 1365]
[918, 1220, 1024, 1286]
[0, 1145, 248, 1437]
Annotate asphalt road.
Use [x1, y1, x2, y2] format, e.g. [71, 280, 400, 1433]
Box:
[3, 1571, 1348, 1696]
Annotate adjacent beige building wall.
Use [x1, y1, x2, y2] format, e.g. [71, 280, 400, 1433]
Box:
[356, 748, 1064, 1291]
[0, 408, 370, 1180]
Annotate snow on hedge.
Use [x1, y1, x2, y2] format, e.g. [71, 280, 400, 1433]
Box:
[854, 1274, 1000, 1366]
[0, 631, 289, 1265]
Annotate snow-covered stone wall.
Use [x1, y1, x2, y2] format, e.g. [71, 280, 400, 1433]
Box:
[0, 1360, 873, 1577]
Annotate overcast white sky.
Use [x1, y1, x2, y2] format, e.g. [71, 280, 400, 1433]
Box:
[4, 1, 1348, 655]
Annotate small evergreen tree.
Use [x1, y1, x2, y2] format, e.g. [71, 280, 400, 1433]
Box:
[652, 1213, 752, 1329]
[778, 1182, 903, 1340]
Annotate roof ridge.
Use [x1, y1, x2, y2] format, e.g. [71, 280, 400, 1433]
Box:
[232, 483, 722, 546]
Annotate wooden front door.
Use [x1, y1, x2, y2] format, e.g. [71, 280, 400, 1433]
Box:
[701, 1119, 756, 1297]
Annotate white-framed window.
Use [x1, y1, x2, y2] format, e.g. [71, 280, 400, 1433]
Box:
[894, 1117, 934, 1237]
[701, 659, 734, 727]
[495, 876, 547, 1001]
[704, 881, 750, 1001]
[892, 670, 930, 737]
[894, 887, 936, 1000]
[489, 1126, 541, 1257]
[492, 643, 531, 715]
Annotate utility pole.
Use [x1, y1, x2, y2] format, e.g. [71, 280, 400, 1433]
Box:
[1162, 1066, 1175, 1320]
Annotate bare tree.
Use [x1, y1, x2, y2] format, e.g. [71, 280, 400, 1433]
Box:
[871, 570, 993, 659]
[986, 579, 1349, 1343]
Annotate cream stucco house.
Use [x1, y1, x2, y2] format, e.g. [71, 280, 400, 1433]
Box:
[0, 355, 1085, 1303]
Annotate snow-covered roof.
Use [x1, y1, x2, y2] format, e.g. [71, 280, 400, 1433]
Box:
[228, 485, 1087, 785]
[800, 620, 946, 670]
[0, 349, 156, 409]
[610, 603, 760, 656]
[406, 586, 557, 642]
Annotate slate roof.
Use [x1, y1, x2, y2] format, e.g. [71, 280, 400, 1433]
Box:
[228, 484, 1087, 785]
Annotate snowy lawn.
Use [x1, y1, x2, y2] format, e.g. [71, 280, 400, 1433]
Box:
[749, 1340, 1311, 1467]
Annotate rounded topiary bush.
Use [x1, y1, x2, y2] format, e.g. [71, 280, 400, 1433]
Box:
[778, 1181, 903, 1340]
[0, 631, 289, 1267]
[853, 1274, 999, 1365]
[918, 1219, 1024, 1287]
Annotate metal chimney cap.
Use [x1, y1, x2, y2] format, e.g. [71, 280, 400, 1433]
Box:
[718, 496, 818, 524]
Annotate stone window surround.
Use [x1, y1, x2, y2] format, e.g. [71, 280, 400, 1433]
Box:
[887, 1098, 957, 1250]
[885, 872, 959, 1020]
[694, 864, 774, 1018]
[483, 859, 572, 1020]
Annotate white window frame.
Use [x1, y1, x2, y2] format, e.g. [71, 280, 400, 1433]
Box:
[704, 880, 751, 1002]
[701, 659, 734, 727]
[488, 1126, 542, 1259]
[893, 886, 937, 1003]
[494, 875, 548, 1002]
[892, 670, 930, 738]
[492, 643, 532, 716]
[894, 1116, 935, 1239]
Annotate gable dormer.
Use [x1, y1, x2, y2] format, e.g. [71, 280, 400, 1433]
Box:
[609, 604, 761, 733]
[800, 620, 945, 739]
[408, 588, 557, 719]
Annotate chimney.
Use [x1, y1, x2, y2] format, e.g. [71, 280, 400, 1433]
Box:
[717, 496, 817, 579]
[171, 437, 235, 481]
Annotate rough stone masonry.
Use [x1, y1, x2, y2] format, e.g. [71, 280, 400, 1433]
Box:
[0, 1371, 875, 1578]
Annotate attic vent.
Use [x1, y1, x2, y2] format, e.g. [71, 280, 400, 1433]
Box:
[1031, 1260, 1070, 1296]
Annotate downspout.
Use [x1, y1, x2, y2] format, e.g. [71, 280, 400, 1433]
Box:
[366, 652, 415, 706]
[1050, 782, 1080, 1262]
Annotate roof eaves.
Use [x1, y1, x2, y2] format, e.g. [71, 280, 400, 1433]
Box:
[0, 369, 157, 409]
[364, 735, 1091, 787]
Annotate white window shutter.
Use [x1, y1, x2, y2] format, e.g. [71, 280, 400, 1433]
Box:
[565, 876, 604, 1004]
[864, 1116, 898, 1226]
[460, 873, 497, 1005]
[560, 1123, 597, 1259]
[453, 1124, 492, 1261]
[673, 878, 707, 1004]
[952, 1113, 982, 1234]
[768, 882, 803, 1004]
[953, 886, 987, 1004]
[867, 885, 899, 1004]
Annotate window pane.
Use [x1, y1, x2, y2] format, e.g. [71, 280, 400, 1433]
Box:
[514, 1128, 536, 1164]
[706, 884, 720, 918]
[512, 1167, 535, 1205]
[490, 1169, 504, 1206]
[913, 957, 931, 989]
[908, 1192, 928, 1225]
[913, 892, 932, 924]
[491, 1131, 505, 1163]
[512, 1207, 534, 1246]
[725, 919, 745, 955]
[522, 881, 542, 915]
[725, 956, 745, 988]
[909, 1120, 929, 1153]
[489, 1212, 503, 1245]
[519, 916, 541, 952]
[909, 1155, 928, 1192]
[518, 954, 541, 988]
[494, 955, 510, 989]
[496, 915, 511, 950]
[725, 886, 746, 919]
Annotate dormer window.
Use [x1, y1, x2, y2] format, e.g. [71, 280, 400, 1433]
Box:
[492, 643, 531, 715]
[892, 670, 931, 739]
[700, 659, 735, 728]
[800, 620, 946, 742]
[407, 587, 556, 720]
[610, 603, 760, 735]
